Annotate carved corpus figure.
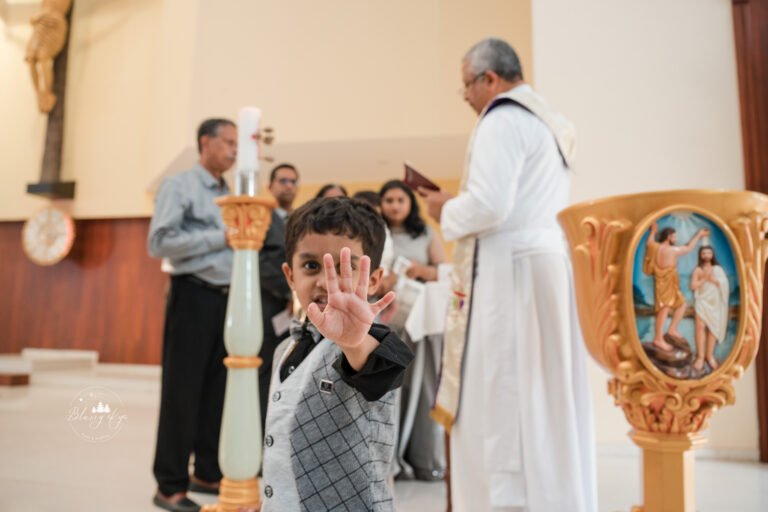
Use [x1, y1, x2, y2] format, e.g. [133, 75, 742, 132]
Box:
[25, 0, 73, 113]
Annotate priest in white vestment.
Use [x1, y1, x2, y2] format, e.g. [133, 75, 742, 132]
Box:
[421, 38, 597, 512]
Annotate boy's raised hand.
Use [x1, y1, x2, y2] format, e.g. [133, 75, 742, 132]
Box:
[306, 247, 395, 360]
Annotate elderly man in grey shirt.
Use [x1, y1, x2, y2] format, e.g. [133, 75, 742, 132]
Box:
[148, 118, 236, 512]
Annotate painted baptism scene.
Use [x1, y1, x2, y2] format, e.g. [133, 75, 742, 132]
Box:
[632, 211, 740, 380]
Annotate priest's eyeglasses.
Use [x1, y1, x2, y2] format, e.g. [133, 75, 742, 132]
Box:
[459, 71, 487, 95]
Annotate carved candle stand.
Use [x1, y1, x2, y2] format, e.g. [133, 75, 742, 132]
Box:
[203, 196, 275, 512]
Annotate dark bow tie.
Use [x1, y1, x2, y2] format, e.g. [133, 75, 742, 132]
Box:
[289, 318, 323, 344]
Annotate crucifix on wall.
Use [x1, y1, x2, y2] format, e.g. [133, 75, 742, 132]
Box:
[25, 0, 76, 199]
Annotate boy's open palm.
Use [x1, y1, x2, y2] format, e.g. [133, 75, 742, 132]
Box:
[306, 247, 395, 351]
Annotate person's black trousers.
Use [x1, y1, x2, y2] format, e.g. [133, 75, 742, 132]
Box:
[153, 275, 228, 496]
[257, 291, 289, 433]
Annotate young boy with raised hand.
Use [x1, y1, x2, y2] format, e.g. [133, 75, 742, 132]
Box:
[259, 197, 414, 511]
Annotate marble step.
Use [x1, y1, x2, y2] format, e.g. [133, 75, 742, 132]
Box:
[20, 348, 99, 371]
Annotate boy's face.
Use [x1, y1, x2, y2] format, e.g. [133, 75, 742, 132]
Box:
[282, 233, 383, 313]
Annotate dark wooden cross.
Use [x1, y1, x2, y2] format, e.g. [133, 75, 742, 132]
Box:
[27, 4, 75, 199]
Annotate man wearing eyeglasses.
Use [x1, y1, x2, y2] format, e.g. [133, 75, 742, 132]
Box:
[257, 163, 301, 436]
[149, 118, 236, 511]
[268, 163, 300, 218]
[421, 38, 597, 512]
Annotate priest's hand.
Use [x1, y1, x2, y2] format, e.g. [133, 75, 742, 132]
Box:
[306, 247, 395, 371]
[418, 187, 454, 222]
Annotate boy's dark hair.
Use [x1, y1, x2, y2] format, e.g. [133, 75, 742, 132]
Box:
[269, 163, 299, 183]
[658, 227, 676, 244]
[379, 180, 427, 239]
[352, 190, 381, 209]
[285, 197, 387, 268]
[197, 118, 235, 153]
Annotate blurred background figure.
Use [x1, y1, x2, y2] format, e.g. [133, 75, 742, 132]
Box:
[353, 190, 395, 298]
[148, 118, 236, 511]
[257, 163, 301, 436]
[380, 180, 445, 284]
[268, 163, 300, 217]
[315, 183, 348, 199]
[378, 179, 447, 481]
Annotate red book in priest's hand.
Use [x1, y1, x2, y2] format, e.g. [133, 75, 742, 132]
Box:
[403, 162, 440, 195]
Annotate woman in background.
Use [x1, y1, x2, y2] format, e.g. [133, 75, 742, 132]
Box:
[379, 179, 446, 481]
[379, 180, 444, 283]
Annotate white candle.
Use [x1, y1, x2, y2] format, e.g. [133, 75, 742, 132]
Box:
[237, 106, 261, 173]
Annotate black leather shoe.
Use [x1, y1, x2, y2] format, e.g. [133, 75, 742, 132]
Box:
[188, 480, 220, 495]
[152, 494, 201, 512]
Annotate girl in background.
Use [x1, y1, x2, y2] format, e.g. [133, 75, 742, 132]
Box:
[379, 179, 446, 481]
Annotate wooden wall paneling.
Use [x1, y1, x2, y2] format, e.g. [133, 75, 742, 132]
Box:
[0, 218, 167, 365]
[732, 0, 768, 463]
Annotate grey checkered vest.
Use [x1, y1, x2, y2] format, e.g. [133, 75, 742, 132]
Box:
[261, 337, 396, 511]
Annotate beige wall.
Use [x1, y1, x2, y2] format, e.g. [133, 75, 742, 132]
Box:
[0, 0, 531, 220]
[0, 0, 173, 220]
[533, 0, 756, 456]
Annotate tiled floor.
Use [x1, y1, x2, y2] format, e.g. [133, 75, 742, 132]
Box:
[0, 362, 766, 512]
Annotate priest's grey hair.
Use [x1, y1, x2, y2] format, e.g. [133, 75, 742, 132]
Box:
[464, 38, 523, 82]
